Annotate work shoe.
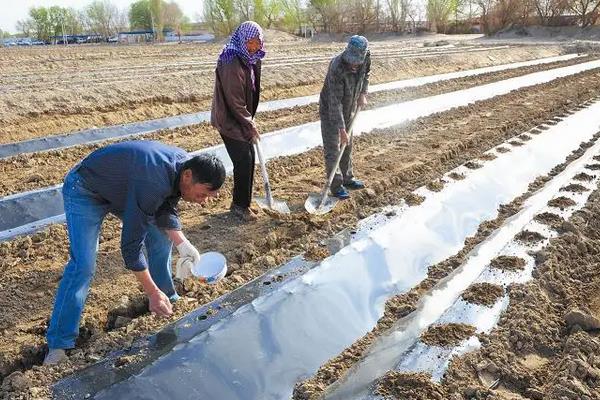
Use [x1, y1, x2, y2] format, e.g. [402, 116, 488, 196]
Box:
[230, 204, 258, 222]
[332, 186, 350, 200]
[344, 179, 365, 190]
[43, 348, 67, 365]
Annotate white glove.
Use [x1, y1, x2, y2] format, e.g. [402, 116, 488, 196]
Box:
[176, 239, 201, 265]
[175, 258, 194, 280]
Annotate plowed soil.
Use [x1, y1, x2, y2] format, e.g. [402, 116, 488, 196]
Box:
[2, 46, 600, 399]
[1, 55, 596, 197]
[0, 43, 568, 144]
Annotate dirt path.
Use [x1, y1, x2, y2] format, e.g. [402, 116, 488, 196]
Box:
[0, 45, 563, 144]
[0, 54, 594, 199]
[2, 58, 600, 400]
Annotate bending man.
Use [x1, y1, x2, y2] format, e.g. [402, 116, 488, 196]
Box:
[44, 140, 225, 365]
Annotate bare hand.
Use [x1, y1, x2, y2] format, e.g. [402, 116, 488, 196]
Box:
[149, 290, 173, 318]
[339, 128, 349, 147]
[251, 125, 260, 142]
[358, 94, 367, 108]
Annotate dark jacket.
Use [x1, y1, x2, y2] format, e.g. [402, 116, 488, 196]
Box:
[319, 50, 371, 131]
[211, 56, 262, 142]
[76, 141, 187, 271]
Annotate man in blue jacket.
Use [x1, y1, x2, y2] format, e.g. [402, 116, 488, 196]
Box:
[44, 141, 226, 365]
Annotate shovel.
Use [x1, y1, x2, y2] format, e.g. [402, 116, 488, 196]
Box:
[254, 138, 291, 214]
[305, 107, 361, 215]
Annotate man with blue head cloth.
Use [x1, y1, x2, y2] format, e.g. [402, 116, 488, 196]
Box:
[319, 35, 371, 200]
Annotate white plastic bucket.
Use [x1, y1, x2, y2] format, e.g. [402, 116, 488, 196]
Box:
[191, 252, 227, 284]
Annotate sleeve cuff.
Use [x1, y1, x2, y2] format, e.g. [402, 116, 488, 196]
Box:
[156, 214, 182, 230]
[124, 251, 148, 272]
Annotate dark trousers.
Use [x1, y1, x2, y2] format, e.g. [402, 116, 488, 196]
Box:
[221, 134, 255, 208]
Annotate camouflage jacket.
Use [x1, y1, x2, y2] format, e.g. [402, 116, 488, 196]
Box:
[319, 50, 370, 131]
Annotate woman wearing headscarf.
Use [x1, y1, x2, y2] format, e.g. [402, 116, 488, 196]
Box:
[211, 21, 266, 222]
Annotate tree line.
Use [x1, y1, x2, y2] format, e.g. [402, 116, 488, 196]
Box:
[14, 0, 190, 42]
[204, 0, 600, 35]
[10, 0, 600, 41]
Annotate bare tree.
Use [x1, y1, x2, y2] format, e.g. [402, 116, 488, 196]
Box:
[532, 0, 568, 25]
[427, 0, 452, 32]
[569, 0, 600, 26]
[309, 0, 344, 33]
[16, 20, 33, 38]
[387, 0, 410, 31]
[281, 0, 306, 32]
[236, 0, 254, 20]
[474, 0, 495, 34]
[493, 0, 526, 29]
[353, 0, 378, 32]
[407, 0, 426, 31]
[203, 0, 238, 34]
[87, 0, 120, 39]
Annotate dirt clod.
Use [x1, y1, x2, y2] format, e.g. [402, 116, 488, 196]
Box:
[534, 212, 564, 230]
[421, 323, 477, 347]
[548, 196, 577, 209]
[489, 255, 526, 272]
[462, 283, 504, 307]
[374, 371, 446, 400]
[560, 183, 589, 193]
[464, 161, 483, 169]
[427, 180, 445, 192]
[405, 193, 425, 206]
[564, 309, 600, 331]
[573, 172, 594, 182]
[448, 172, 465, 180]
[514, 230, 547, 244]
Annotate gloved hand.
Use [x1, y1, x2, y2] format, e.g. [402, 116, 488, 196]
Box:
[175, 257, 194, 280]
[176, 239, 201, 264]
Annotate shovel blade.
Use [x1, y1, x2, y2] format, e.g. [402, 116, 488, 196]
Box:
[304, 193, 339, 215]
[255, 197, 291, 214]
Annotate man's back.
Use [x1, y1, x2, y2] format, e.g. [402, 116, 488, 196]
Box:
[78, 141, 187, 213]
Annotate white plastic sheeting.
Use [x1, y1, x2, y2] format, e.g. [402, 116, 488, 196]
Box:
[94, 103, 600, 399]
[328, 136, 600, 399]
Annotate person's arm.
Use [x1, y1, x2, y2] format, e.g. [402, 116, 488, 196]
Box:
[361, 51, 371, 95]
[120, 185, 152, 272]
[358, 52, 371, 108]
[155, 198, 181, 232]
[218, 61, 258, 141]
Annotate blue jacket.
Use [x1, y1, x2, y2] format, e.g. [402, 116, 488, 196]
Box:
[76, 141, 188, 271]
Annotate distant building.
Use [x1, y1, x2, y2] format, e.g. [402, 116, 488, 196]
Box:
[117, 31, 155, 44]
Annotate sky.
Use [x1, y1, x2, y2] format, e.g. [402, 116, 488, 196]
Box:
[0, 0, 204, 33]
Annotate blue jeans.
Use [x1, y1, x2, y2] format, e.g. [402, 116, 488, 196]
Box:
[47, 170, 178, 350]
